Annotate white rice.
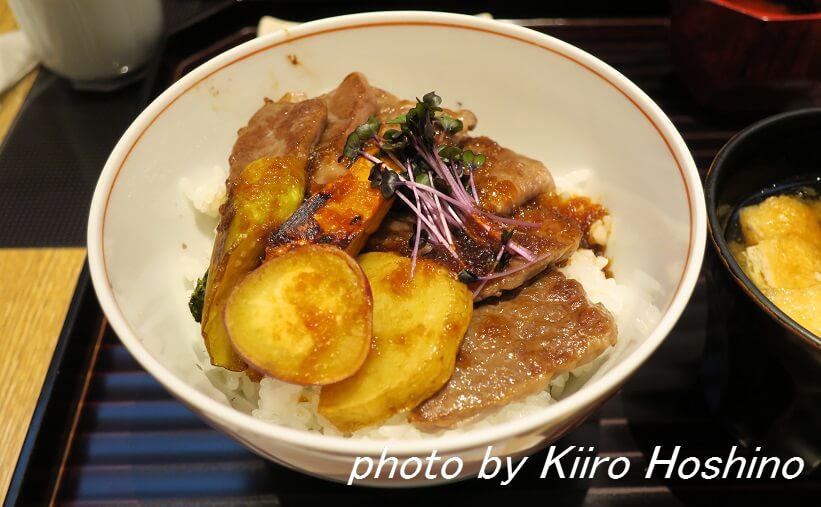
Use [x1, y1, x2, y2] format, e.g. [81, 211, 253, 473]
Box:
[184, 169, 661, 439]
[179, 164, 227, 218]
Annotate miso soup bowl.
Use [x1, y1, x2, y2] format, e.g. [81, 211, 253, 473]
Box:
[88, 11, 705, 485]
[704, 108, 821, 470]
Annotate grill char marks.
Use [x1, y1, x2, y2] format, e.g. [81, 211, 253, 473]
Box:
[217, 96, 328, 261]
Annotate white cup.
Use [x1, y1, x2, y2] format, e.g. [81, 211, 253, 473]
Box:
[9, 0, 163, 90]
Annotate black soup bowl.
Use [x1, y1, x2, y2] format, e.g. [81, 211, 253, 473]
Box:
[704, 107, 821, 471]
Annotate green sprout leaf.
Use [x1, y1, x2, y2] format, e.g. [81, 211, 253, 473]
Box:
[354, 116, 379, 140]
[422, 91, 443, 111]
[368, 163, 384, 188]
[438, 145, 461, 161]
[383, 129, 403, 141]
[343, 132, 361, 159]
[458, 270, 479, 284]
[414, 172, 432, 186]
[436, 114, 463, 135]
[379, 169, 401, 198]
[343, 116, 383, 161]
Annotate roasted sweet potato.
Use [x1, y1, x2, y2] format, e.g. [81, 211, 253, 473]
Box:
[202, 156, 309, 371]
[266, 156, 393, 259]
[223, 244, 372, 385]
[318, 252, 473, 432]
[201, 95, 326, 371]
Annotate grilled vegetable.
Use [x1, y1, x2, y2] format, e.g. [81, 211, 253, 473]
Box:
[224, 244, 372, 385]
[202, 155, 308, 371]
[318, 252, 472, 432]
[266, 156, 394, 259]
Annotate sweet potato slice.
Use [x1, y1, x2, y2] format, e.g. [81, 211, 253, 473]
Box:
[224, 244, 372, 385]
[202, 96, 326, 371]
[202, 155, 309, 371]
[317, 252, 473, 432]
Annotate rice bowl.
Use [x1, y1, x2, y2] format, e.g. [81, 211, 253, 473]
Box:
[88, 11, 705, 485]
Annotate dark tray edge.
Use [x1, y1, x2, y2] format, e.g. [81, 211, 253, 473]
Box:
[4, 263, 105, 507]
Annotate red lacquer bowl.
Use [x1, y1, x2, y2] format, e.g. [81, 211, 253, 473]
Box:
[671, 0, 821, 111]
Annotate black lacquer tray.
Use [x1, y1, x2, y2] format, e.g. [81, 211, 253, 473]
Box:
[4, 1, 820, 505]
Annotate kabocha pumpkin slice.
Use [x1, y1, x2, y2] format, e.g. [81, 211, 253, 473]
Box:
[224, 245, 372, 385]
[266, 155, 394, 259]
[318, 252, 473, 432]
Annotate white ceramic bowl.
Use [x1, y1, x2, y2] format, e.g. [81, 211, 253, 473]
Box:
[88, 11, 705, 486]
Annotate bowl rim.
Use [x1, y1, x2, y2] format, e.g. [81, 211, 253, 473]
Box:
[87, 10, 706, 456]
[704, 107, 821, 351]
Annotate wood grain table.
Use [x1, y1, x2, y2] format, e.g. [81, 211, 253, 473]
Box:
[0, 1, 87, 502]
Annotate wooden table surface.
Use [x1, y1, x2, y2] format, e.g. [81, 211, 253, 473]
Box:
[0, 1, 87, 502]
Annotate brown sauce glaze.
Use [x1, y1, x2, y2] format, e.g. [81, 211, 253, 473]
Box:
[538, 194, 608, 250]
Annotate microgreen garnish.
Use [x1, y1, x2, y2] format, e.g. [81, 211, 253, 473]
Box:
[471, 228, 515, 297]
[497, 251, 513, 272]
[342, 92, 541, 295]
[408, 228, 429, 249]
[458, 270, 479, 284]
[436, 114, 463, 135]
[379, 169, 401, 198]
[368, 163, 383, 187]
[343, 115, 379, 159]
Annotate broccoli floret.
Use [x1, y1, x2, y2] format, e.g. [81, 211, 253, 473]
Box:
[188, 270, 208, 323]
